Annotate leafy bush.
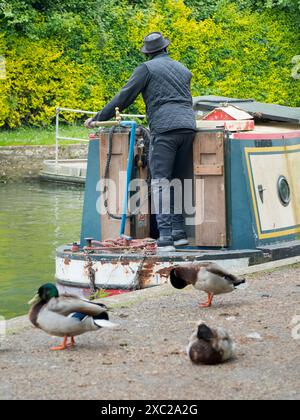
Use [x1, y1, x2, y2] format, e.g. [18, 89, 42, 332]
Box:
[0, 37, 106, 127]
[0, 0, 299, 128]
[129, 0, 300, 104]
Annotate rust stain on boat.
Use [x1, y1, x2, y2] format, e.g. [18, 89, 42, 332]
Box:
[156, 266, 174, 278]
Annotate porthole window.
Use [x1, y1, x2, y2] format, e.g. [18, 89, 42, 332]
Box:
[277, 176, 291, 207]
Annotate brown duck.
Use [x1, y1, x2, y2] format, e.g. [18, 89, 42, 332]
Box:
[187, 321, 234, 365]
[169, 262, 245, 307]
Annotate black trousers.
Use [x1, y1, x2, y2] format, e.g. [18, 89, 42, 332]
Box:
[149, 130, 195, 236]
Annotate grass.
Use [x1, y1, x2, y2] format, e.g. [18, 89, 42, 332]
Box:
[0, 125, 89, 147]
[290, 262, 300, 269]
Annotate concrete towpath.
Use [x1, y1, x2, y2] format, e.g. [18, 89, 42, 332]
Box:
[0, 263, 299, 400]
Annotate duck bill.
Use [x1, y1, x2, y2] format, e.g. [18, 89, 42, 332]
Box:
[28, 293, 41, 306]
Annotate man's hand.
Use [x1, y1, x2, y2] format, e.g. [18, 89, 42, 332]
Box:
[84, 117, 94, 129]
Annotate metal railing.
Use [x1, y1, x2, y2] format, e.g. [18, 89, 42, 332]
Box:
[55, 107, 146, 164]
[55, 107, 95, 165]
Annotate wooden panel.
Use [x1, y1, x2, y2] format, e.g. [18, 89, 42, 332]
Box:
[99, 130, 150, 240]
[99, 131, 131, 240]
[198, 139, 220, 154]
[133, 164, 150, 239]
[194, 164, 223, 176]
[193, 131, 227, 247]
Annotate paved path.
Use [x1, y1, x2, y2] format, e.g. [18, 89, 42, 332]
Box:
[1, 265, 300, 400]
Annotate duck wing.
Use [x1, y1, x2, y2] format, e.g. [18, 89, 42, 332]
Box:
[47, 294, 108, 317]
[172, 263, 209, 285]
[206, 263, 245, 287]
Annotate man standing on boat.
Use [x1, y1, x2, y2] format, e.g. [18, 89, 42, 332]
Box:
[85, 32, 196, 251]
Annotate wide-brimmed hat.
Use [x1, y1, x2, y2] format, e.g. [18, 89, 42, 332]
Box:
[141, 32, 170, 54]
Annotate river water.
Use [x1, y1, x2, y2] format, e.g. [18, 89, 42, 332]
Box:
[0, 181, 84, 319]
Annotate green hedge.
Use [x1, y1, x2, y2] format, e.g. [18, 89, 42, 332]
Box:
[0, 0, 299, 128]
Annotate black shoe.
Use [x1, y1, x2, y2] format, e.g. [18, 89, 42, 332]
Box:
[172, 230, 189, 246]
[157, 236, 176, 252]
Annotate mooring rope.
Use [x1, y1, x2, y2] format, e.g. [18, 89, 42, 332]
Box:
[84, 237, 157, 254]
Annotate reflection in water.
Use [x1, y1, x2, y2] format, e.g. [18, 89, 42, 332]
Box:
[0, 181, 84, 319]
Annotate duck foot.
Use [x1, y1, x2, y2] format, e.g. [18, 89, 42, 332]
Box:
[199, 293, 214, 308]
[51, 336, 75, 351]
[67, 337, 75, 348]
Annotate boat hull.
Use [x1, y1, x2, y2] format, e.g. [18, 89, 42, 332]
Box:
[55, 241, 300, 292]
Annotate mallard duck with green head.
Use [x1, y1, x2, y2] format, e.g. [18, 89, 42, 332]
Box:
[28, 283, 118, 351]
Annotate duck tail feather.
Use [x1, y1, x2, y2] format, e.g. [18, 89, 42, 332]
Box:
[93, 319, 118, 329]
[233, 278, 246, 287]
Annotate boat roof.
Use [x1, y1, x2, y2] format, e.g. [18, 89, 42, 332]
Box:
[204, 105, 253, 121]
[193, 95, 300, 124]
